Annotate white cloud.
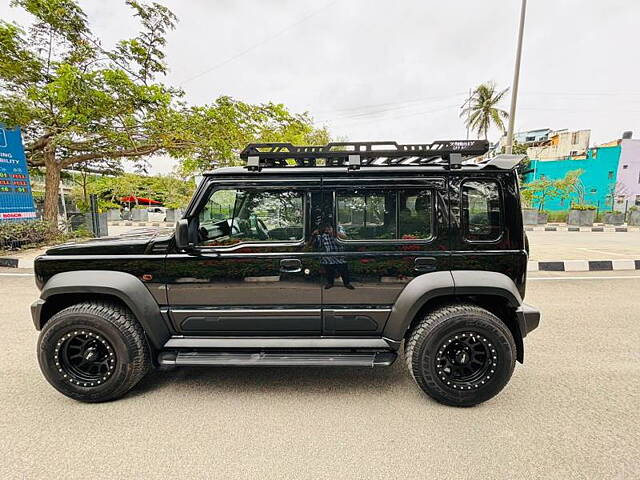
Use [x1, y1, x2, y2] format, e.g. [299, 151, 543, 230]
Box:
[3, 0, 638, 174]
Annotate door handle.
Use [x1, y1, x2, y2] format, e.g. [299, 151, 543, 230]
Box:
[280, 258, 302, 273]
[414, 257, 436, 273]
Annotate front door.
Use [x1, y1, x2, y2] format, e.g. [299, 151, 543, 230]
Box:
[318, 176, 450, 335]
[165, 179, 324, 335]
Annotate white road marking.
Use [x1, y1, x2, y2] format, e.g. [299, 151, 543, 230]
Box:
[0, 272, 34, 276]
[576, 247, 632, 257]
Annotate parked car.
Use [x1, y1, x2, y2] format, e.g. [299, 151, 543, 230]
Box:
[146, 206, 167, 223]
[31, 140, 540, 406]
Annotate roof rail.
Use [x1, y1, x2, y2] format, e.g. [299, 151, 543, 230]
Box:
[239, 140, 489, 171]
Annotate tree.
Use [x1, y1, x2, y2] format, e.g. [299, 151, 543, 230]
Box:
[521, 177, 557, 212]
[523, 169, 585, 211]
[555, 169, 585, 206]
[0, 0, 188, 224]
[0, 0, 329, 225]
[71, 172, 194, 211]
[461, 82, 509, 140]
[175, 96, 330, 175]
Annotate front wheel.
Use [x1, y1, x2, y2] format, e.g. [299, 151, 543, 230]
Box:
[404, 303, 516, 407]
[37, 301, 151, 403]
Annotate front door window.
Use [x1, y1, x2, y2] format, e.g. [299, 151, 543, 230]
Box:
[198, 188, 304, 246]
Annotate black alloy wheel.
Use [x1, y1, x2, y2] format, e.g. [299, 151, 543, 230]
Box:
[435, 331, 496, 391]
[55, 330, 116, 387]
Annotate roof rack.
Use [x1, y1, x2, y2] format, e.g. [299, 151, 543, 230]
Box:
[239, 140, 489, 171]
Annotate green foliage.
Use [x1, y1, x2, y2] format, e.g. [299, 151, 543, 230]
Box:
[175, 96, 330, 175]
[571, 204, 596, 211]
[0, 219, 72, 250]
[70, 172, 195, 211]
[460, 81, 509, 140]
[0, 0, 329, 223]
[521, 177, 558, 212]
[545, 211, 568, 223]
[520, 188, 535, 208]
[522, 169, 585, 212]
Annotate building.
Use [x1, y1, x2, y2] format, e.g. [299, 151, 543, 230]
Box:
[523, 131, 640, 212]
[496, 128, 590, 157]
[613, 135, 640, 210]
[526, 129, 591, 160]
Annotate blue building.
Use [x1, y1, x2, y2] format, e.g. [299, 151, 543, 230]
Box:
[523, 144, 622, 211]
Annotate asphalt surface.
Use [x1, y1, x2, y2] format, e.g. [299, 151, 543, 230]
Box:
[527, 231, 640, 261]
[1, 271, 639, 479]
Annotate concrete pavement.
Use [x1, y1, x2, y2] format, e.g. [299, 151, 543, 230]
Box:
[0, 271, 638, 479]
[527, 231, 640, 261]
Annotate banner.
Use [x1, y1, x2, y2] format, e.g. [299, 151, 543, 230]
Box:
[0, 127, 37, 220]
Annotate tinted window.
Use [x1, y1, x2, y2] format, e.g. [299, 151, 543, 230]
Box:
[462, 180, 502, 241]
[336, 189, 432, 240]
[198, 189, 303, 246]
[398, 190, 432, 239]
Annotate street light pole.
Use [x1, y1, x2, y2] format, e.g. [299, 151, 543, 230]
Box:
[505, 0, 527, 154]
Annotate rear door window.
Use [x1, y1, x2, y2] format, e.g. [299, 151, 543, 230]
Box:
[462, 180, 502, 241]
[336, 189, 433, 241]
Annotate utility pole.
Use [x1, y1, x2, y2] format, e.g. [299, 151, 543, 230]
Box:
[461, 88, 473, 140]
[505, 0, 527, 154]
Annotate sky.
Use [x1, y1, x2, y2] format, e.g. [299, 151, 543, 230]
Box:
[2, 0, 639, 175]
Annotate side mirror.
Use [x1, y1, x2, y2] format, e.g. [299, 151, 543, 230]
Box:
[175, 219, 192, 250]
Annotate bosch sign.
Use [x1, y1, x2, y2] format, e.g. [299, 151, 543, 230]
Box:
[0, 127, 36, 221]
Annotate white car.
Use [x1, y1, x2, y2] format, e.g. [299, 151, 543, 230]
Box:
[146, 206, 167, 222]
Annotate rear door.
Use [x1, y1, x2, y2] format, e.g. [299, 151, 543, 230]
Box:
[449, 172, 527, 290]
[318, 175, 450, 336]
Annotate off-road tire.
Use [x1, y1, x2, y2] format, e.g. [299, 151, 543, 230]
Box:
[404, 303, 516, 407]
[38, 301, 151, 403]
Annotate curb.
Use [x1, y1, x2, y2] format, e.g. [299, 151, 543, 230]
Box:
[109, 221, 172, 227]
[525, 226, 638, 232]
[528, 259, 640, 272]
[0, 257, 31, 268]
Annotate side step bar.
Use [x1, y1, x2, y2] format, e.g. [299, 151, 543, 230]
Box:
[159, 351, 397, 368]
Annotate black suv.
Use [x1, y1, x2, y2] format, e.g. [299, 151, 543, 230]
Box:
[31, 140, 540, 406]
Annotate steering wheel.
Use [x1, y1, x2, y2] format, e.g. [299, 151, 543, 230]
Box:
[256, 218, 270, 240]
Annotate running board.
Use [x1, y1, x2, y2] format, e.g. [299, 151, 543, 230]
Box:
[158, 351, 397, 368]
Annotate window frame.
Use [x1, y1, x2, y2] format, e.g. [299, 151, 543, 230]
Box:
[332, 187, 436, 244]
[460, 178, 504, 244]
[194, 185, 307, 250]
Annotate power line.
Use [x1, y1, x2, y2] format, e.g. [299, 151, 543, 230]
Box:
[320, 103, 460, 128]
[314, 93, 466, 123]
[312, 92, 466, 116]
[179, 0, 338, 85]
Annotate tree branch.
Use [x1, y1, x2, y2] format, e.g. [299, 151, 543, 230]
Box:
[60, 144, 162, 166]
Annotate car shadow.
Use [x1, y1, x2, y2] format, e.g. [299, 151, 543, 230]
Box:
[130, 358, 411, 398]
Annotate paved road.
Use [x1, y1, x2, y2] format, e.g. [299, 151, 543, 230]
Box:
[528, 231, 640, 261]
[1, 271, 639, 479]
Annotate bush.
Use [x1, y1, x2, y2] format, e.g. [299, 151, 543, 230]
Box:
[0, 220, 90, 251]
[571, 204, 596, 211]
[546, 211, 568, 223]
[0, 220, 57, 251]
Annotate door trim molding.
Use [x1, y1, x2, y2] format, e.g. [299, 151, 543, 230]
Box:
[164, 336, 395, 349]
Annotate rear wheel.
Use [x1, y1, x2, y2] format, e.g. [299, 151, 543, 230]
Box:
[404, 303, 516, 407]
[37, 301, 151, 403]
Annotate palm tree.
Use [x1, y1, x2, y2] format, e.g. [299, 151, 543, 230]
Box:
[460, 82, 510, 140]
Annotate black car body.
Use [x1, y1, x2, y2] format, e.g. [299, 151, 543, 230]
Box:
[31, 140, 540, 406]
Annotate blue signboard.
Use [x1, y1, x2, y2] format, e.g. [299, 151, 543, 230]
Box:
[0, 127, 36, 220]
